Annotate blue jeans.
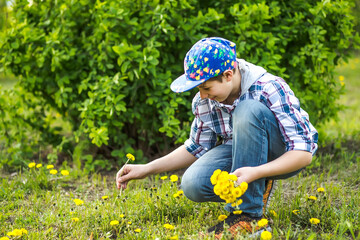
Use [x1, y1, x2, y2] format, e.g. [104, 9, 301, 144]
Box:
[181, 100, 301, 217]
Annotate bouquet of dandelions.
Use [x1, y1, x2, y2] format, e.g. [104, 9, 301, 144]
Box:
[210, 169, 248, 217]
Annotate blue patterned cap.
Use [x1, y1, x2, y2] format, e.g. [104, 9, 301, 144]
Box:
[170, 37, 237, 93]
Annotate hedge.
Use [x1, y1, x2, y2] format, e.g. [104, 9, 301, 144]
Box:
[0, 0, 359, 168]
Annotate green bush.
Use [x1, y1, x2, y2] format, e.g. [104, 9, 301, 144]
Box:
[0, 0, 359, 168]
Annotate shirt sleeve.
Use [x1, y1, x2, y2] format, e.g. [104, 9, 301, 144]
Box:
[260, 78, 318, 155]
[184, 94, 218, 158]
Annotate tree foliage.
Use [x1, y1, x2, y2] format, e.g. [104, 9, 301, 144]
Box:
[0, 0, 359, 168]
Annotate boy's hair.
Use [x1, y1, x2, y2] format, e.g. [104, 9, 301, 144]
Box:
[207, 67, 237, 82]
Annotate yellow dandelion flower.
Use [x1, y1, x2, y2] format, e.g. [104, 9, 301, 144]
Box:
[228, 174, 238, 181]
[218, 215, 228, 221]
[240, 182, 248, 192]
[292, 209, 300, 215]
[36, 163, 42, 168]
[163, 223, 174, 230]
[257, 218, 269, 227]
[210, 169, 222, 185]
[308, 196, 317, 201]
[170, 175, 178, 182]
[127, 221, 132, 225]
[338, 75, 345, 81]
[49, 169, 58, 175]
[120, 214, 125, 218]
[134, 228, 141, 233]
[7, 229, 23, 237]
[110, 220, 119, 226]
[170, 235, 178, 240]
[309, 218, 320, 225]
[231, 187, 243, 198]
[233, 210, 242, 215]
[160, 176, 168, 180]
[46, 164, 54, 169]
[126, 153, 135, 161]
[72, 217, 79, 222]
[61, 170, 69, 176]
[260, 230, 272, 240]
[73, 199, 84, 206]
[20, 228, 27, 235]
[270, 210, 277, 217]
[317, 187, 325, 193]
[0, 236, 10, 240]
[28, 162, 36, 168]
[101, 195, 109, 200]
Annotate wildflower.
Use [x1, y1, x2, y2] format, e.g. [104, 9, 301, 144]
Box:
[101, 195, 109, 200]
[7, 229, 23, 237]
[61, 170, 69, 176]
[46, 165, 54, 169]
[317, 187, 325, 193]
[164, 224, 174, 230]
[128, 221, 132, 225]
[110, 220, 119, 226]
[218, 215, 228, 221]
[49, 169, 58, 175]
[72, 217, 79, 222]
[231, 198, 243, 207]
[338, 75, 345, 81]
[28, 162, 36, 168]
[119, 214, 125, 218]
[160, 176, 168, 180]
[36, 163, 42, 168]
[309, 218, 320, 225]
[308, 196, 317, 201]
[169, 235, 178, 240]
[126, 153, 135, 161]
[0, 237, 10, 240]
[134, 228, 141, 233]
[73, 199, 84, 206]
[270, 210, 277, 217]
[210, 169, 222, 185]
[260, 230, 272, 240]
[257, 219, 269, 227]
[173, 190, 184, 198]
[292, 209, 300, 215]
[233, 210, 242, 215]
[170, 175, 179, 182]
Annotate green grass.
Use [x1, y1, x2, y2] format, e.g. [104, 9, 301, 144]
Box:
[1, 57, 359, 239]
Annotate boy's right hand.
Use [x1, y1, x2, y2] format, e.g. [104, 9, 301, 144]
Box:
[116, 164, 149, 190]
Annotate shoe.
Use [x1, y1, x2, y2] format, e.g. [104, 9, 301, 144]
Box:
[262, 179, 275, 215]
[207, 213, 271, 239]
[206, 180, 275, 239]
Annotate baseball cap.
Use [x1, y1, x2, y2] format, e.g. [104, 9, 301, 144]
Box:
[170, 37, 237, 93]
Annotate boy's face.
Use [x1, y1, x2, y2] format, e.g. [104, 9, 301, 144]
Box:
[197, 69, 239, 104]
[197, 77, 233, 103]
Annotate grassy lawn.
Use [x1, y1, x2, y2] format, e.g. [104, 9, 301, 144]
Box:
[0, 58, 359, 239]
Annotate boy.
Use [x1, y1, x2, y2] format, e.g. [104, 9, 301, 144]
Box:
[116, 37, 318, 238]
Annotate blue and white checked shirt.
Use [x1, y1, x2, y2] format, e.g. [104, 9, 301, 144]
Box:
[184, 61, 318, 158]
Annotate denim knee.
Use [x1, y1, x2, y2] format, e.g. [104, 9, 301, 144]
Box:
[181, 173, 204, 202]
[233, 100, 274, 130]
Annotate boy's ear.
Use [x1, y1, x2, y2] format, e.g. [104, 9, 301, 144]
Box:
[223, 69, 234, 82]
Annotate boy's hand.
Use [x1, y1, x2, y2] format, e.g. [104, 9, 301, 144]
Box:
[232, 166, 260, 185]
[116, 164, 148, 190]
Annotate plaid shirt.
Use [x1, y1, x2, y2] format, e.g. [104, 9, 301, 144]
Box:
[184, 73, 318, 158]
